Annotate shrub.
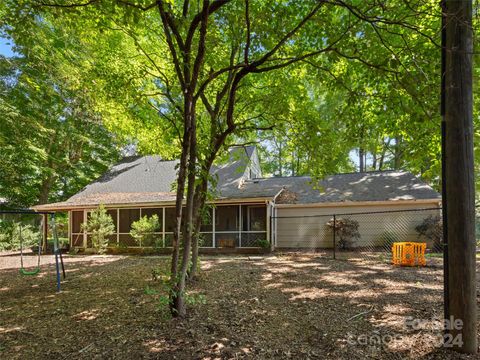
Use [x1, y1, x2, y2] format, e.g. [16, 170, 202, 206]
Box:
[415, 215, 443, 251]
[81, 205, 115, 254]
[130, 215, 160, 247]
[255, 239, 270, 249]
[326, 218, 361, 250]
[0, 220, 41, 251]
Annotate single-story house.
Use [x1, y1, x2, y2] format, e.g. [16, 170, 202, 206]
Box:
[34, 146, 441, 252]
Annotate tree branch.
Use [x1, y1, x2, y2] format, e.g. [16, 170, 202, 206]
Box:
[250, 1, 325, 67]
[157, 1, 186, 90]
[244, 0, 251, 64]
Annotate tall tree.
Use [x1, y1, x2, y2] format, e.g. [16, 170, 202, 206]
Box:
[2, 0, 458, 319]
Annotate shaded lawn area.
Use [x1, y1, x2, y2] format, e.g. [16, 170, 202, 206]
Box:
[0, 252, 477, 359]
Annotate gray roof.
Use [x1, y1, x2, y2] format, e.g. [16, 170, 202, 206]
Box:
[239, 171, 440, 204]
[34, 147, 440, 210]
[212, 146, 259, 199]
[35, 146, 259, 209]
[69, 156, 179, 199]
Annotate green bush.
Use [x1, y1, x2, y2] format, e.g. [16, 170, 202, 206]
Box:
[255, 239, 270, 249]
[0, 220, 41, 251]
[326, 218, 361, 250]
[81, 204, 115, 254]
[130, 215, 160, 247]
[415, 215, 443, 251]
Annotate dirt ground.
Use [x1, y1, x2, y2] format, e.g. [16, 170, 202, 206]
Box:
[0, 251, 478, 359]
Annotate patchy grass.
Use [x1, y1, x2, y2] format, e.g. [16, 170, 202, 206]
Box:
[0, 251, 477, 359]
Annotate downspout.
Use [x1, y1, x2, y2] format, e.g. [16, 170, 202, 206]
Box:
[270, 187, 286, 250]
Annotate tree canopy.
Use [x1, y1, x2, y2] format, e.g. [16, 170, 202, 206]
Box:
[1, 0, 479, 317]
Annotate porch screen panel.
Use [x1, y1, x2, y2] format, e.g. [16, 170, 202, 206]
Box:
[199, 233, 213, 247]
[165, 207, 176, 233]
[241, 205, 267, 247]
[107, 209, 118, 232]
[141, 208, 163, 228]
[71, 211, 84, 233]
[71, 233, 83, 247]
[119, 234, 136, 247]
[243, 205, 266, 231]
[215, 233, 239, 248]
[215, 205, 239, 231]
[200, 207, 213, 232]
[119, 209, 140, 233]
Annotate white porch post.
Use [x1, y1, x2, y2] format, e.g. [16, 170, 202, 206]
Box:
[212, 207, 216, 248]
[266, 202, 271, 249]
[239, 205, 242, 248]
[83, 209, 87, 248]
[117, 209, 120, 246]
[68, 211, 71, 248]
[162, 207, 165, 247]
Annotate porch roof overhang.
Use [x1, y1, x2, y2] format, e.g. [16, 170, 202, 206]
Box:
[32, 192, 277, 212]
[273, 198, 441, 208]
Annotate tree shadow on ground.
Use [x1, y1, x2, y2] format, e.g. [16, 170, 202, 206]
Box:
[0, 253, 477, 359]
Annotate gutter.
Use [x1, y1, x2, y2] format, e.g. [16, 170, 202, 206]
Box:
[274, 198, 442, 209]
[32, 196, 275, 212]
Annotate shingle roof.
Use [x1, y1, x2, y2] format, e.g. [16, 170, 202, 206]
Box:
[240, 171, 440, 204]
[69, 156, 179, 198]
[36, 192, 177, 210]
[34, 146, 259, 210]
[34, 146, 440, 211]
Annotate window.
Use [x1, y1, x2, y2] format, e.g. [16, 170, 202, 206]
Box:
[119, 209, 140, 233]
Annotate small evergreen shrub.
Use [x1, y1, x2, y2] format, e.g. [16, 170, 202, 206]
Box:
[0, 220, 41, 251]
[415, 215, 443, 251]
[255, 239, 270, 249]
[130, 215, 160, 247]
[81, 205, 115, 254]
[326, 218, 361, 250]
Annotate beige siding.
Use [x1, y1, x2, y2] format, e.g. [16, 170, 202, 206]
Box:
[275, 201, 440, 249]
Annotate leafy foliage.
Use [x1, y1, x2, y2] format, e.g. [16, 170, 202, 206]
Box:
[326, 218, 361, 250]
[415, 215, 443, 251]
[255, 239, 270, 249]
[0, 11, 123, 207]
[0, 220, 41, 251]
[130, 215, 161, 247]
[81, 205, 115, 254]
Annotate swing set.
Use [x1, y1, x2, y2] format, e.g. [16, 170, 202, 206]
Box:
[1, 209, 66, 292]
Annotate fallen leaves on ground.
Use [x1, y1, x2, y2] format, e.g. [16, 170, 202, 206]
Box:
[0, 252, 477, 359]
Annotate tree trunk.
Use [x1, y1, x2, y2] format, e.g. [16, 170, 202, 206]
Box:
[188, 182, 207, 281]
[358, 147, 364, 172]
[278, 141, 283, 177]
[170, 121, 190, 283]
[378, 138, 390, 170]
[393, 137, 402, 169]
[38, 175, 55, 205]
[170, 95, 197, 317]
[372, 146, 377, 170]
[444, 0, 477, 353]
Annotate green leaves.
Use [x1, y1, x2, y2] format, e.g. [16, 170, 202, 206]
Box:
[81, 204, 115, 254]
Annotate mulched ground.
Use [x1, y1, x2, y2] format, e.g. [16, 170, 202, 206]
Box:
[0, 251, 478, 359]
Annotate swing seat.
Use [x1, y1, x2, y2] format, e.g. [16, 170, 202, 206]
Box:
[19, 268, 40, 276]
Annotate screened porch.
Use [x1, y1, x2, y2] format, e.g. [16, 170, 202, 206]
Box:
[69, 203, 269, 249]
